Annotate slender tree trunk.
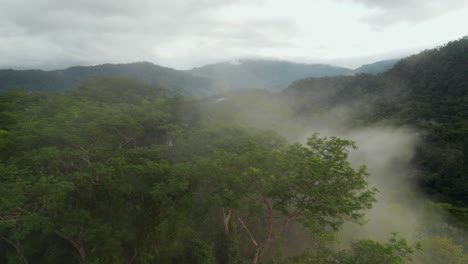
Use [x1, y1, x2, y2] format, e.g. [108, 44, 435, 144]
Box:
[252, 247, 260, 264]
[222, 208, 232, 235]
[68, 239, 87, 263]
[1, 236, 28, 264]
[57, 233, 87, 263]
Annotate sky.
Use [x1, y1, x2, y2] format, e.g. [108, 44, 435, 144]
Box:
[0, 0, 467, 70]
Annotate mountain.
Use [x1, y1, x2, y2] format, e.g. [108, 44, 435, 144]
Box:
[0, 59, 398, 96]
[188, 59, 353, 91]
[285, 36, 468, 207]
[353, 59, 400, 74]
[0, 62, 223, 97]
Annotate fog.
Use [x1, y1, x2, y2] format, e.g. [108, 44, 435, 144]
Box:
[316, 126, 428, 241]
[205, 86, 466, 260]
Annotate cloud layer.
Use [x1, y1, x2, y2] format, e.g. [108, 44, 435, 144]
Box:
[349, 0, 468, 28]
[0, 0, 467, 69]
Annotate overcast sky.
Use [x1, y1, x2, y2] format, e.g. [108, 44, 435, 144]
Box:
[0, 0, 467, 70]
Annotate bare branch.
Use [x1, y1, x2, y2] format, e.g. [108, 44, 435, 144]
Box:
[237, 216, 258, 248]
[222, 208, 232, 235]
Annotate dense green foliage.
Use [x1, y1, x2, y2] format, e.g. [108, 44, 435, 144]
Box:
[0, 77, 397, 263]
[1, 37, 466, 263]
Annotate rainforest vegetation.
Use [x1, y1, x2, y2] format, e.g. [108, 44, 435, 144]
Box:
[0, 37, 467, 263]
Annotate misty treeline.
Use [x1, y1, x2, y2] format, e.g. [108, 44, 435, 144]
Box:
[0, 37, 467, 264]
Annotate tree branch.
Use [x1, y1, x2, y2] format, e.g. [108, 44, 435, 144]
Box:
[236, 216, 258, 248]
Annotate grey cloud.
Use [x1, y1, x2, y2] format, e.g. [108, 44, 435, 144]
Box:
[347, 0, 468, 28]
[201, 18, 298, 46]
[1, 1, 232, 34]
[0, 0, 289, 69]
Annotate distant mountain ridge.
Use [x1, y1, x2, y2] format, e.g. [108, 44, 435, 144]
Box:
[0, 62, 222, 97]
[188, 59, 352, 91]
[188, 58, 399, 91]
[0, 59, 398, 96]
[353, 59, 400, 74]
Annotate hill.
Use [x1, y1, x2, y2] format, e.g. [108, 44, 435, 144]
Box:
[0, 62, 222, 97]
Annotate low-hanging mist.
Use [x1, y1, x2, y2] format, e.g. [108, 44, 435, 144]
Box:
[202, 86, 467, 261]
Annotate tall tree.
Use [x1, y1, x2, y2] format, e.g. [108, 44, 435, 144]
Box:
[204, 133, 377, 263]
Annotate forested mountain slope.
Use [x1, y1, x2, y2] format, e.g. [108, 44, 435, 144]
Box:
[285, 37, 468, 208]
[0, 36, 466, 263]
[1, 44, 467, 262]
